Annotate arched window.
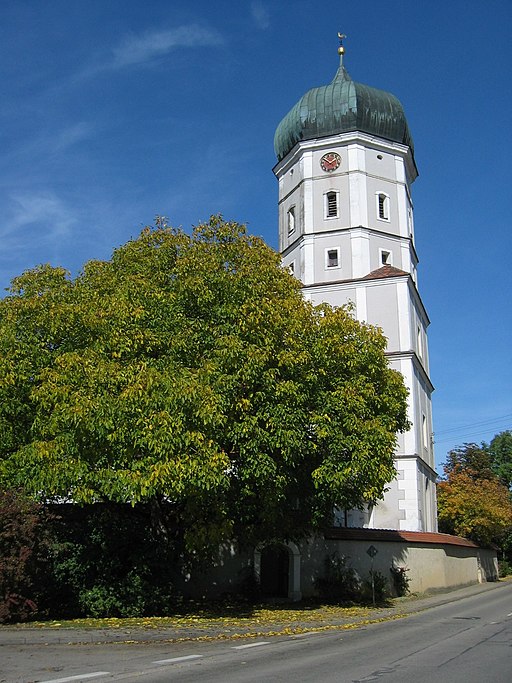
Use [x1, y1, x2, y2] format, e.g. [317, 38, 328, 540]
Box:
[417, 325, 423, 359]
[422, 414, 428, 451]
[377, 192, 390, 221]
[287, 206, 296, 235]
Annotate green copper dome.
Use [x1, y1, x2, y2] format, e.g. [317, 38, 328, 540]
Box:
[274, 63, 414, 162]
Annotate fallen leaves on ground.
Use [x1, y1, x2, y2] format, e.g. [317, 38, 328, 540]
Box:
[11, 604, 377, 631]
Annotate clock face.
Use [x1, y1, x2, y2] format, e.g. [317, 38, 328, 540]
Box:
[320, 152, 341, 172]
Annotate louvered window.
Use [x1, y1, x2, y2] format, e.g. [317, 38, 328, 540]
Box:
[326, 191, 338, 218]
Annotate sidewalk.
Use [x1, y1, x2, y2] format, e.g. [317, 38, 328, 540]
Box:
[0, 580, 509, 647]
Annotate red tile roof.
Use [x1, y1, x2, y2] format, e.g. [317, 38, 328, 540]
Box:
[324, 527, 480, 548]
[362, 265, 409, 280]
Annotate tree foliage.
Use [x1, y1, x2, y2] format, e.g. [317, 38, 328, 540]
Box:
[486, 431, 512, 489]
[0, 217, 409, 550]
[437, 442, 512, 546]
[443, 442, 495, 481]
[44, 503, 181, 618]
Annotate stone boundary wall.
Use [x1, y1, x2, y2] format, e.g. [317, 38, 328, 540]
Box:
[305, 528, 499, 596]
[182, 529, 498, 600]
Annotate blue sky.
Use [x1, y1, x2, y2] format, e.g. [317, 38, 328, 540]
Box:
[1, 0, 510, 468]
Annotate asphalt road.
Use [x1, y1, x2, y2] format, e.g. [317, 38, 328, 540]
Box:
[1, 582, 511, 682]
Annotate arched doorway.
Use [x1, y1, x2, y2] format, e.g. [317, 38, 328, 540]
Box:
[260, 544, 290, 598]
[254, 542, 302, 601]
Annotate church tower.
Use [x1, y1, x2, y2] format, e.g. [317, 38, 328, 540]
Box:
[273, 37, 437, 532]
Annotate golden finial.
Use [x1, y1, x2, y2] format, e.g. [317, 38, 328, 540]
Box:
[338, 32, 346, 57]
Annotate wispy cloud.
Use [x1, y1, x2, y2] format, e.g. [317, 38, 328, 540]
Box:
[0, 191, 75, 285]
[251, 1, 270, 30]
[111, 24, 224, 68]
[1, 122, 93, 167]
[3, 191, 77, 243]
[53, 122, 93, 153]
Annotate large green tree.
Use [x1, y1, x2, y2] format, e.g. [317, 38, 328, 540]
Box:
[0, 217, 408, 551]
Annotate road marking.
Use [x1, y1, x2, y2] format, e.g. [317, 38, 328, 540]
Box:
[232, 641, 270, 650]
[507, 612, 512, 617]
[290, 631, 323, 638]
[153, 655, 203, 664]
[42, 674, 110, 683]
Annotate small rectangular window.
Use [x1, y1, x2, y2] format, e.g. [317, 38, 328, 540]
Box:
[380, 250, 391, 265]
[326, 248, 340, 269]
[325, 191, 338, 218]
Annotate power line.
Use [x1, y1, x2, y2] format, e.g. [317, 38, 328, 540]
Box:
[434, 413, 512, 437]
[434, 425, 511, 447]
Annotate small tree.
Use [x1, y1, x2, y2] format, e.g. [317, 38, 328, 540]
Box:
[0, 490, 53, 622]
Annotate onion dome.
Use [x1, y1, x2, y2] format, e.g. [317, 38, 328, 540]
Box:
[274, 46, 414, 162]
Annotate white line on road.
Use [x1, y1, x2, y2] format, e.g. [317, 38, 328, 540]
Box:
[232, 641, 270, 650]
[153, 654, 203, 664]
[507, 612, 512, 617]
[290, 631, 324, 638]
[42, 673, 110, 683]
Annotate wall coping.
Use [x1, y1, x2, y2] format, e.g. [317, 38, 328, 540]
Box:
[324, 527, 481, 548]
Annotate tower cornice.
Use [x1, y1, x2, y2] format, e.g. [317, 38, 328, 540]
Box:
[273, 130, 418, 183]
